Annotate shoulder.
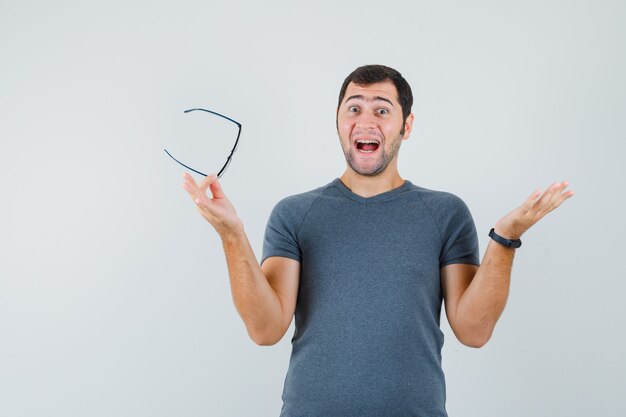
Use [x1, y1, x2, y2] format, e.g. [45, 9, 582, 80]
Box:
[268, 181, 335, 225]
[403, 182, 476, 240]
[273, 182, 331, 211]
[404, 182, 471, 214]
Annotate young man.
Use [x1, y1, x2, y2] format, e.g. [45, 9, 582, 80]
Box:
[182, 65, 573, 416]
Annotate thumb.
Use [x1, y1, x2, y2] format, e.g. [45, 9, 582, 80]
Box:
[209, 176, 226, 199]
[199, 173, 218, 193]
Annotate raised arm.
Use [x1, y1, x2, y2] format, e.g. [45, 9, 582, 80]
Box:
[442, 181, 574, 348]
[182, 173, 300, 345]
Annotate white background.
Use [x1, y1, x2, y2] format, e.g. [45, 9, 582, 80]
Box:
[1, 1, 624, 416]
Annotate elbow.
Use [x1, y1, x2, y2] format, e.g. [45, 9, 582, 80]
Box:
[252, 336, 280, 346]
[248, 328, 284, 346]
[460, 336, 490, 349]
[450, 316, 497, 348]
[243, 313, 291, 346]
[456, 328, 493, 349]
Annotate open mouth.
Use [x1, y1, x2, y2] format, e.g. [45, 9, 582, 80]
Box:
[354, 139, 380, 153]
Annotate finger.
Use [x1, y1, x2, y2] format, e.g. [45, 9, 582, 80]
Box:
[523, 189, 543, 210]
[199, 173, 218, 193]
[182, 173, 205, 203]
[195, 196, 212, 211]
[194, 197, 217, 221]
[544, 181, 571, 209]
[182, 172, 199, 189]
[548, 184, 574, 210]
[536, 182, 561, 205]
[209, 177, 226, 199]
[551, 190, 574, 210]
[531, 182, 564, 214]
[539, 182, 563, 208]
[182, 173, 200, 194]
[535, 182, 573, 218]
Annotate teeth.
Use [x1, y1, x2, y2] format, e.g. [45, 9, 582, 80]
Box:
[356, 140, 379, 144]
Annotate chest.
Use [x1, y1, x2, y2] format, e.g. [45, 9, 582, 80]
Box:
[296, 199, 443, 303]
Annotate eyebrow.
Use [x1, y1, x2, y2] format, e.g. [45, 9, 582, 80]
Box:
[345, 95, 394, 106]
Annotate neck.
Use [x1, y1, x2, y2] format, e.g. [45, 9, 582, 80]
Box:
[339, 166, 405, 198]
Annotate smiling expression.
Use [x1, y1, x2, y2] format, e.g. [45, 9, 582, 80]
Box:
[336, 81, 413, 177]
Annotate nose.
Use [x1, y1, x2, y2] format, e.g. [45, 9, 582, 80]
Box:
[355, 111, 377, 130]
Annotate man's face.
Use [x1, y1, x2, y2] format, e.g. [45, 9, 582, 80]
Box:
[337, 81, 413, 177]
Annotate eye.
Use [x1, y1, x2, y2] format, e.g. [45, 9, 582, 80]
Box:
[377, 108, 389, 115]
[348, 106, 359, 113]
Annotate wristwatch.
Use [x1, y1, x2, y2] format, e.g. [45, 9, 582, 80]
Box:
[489, 228, 522, 249]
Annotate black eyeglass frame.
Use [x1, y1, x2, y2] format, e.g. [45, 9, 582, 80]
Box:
[164, 108, 242, 178]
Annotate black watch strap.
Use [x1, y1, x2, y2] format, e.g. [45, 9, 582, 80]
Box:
[489, 228, 522, 248]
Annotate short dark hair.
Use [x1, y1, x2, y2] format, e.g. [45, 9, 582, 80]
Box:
[337, 64, 413, 122]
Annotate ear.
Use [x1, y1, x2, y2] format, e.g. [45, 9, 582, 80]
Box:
[402, 113, 415, 139]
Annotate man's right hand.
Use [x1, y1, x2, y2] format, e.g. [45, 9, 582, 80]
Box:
[182, 172, 299, 345]
[182, 172, 243, 238]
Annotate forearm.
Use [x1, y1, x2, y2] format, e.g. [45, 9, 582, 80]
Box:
[455, 240, 515, 346]
[446, 181, 573, 347]
[220, 226, 284, 344]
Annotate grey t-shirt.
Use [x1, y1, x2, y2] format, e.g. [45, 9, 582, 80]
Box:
[261, 178, 480, 417]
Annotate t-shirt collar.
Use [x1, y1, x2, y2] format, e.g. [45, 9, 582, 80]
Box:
[331, 178, 413, 204]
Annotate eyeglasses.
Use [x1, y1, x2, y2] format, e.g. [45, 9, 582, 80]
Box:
[164, 108, 242, 178]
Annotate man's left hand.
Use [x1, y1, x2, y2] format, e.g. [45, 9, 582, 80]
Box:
[494, 181, 574, 240]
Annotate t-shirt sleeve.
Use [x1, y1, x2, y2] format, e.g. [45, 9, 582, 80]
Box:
[438, 194, 480, 268]
[261, 197, 302, 265]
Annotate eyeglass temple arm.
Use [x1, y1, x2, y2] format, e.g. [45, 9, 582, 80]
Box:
[184, 108, 242, 127]
[163, 149, 208, 177]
